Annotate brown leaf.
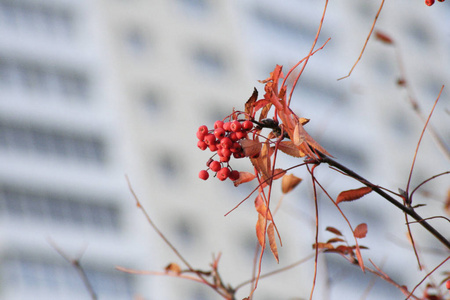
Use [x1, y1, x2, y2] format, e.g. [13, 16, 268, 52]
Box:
[240, 138, 262, 158]
[165, 263, 181, 274]
[256, 214, 266, 248]
[255, 195, 273, 221]
[278, 141, 306, 158]
[299, 117, 310, 125]
[281, 173, 302, 194]
[444, 188, 450, 216]
[326, 237, 345, 244]
[326, 226, 343, 236]
[354, 223, 368, 239]
[245, 88, 258, 116]
[267, 222, 279, 263]
[336, 187, 372, 204]
[233, 171, 256, 187]
[375, 30, 394, 44]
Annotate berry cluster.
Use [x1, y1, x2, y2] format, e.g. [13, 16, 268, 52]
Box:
[197, 119, 254, 181]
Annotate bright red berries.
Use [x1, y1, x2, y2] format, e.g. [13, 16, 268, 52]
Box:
[425, 0, 434, 5]
[196, 117, 255, 181]
[209, 160, 221, 172]
[198, 170, 209, 180]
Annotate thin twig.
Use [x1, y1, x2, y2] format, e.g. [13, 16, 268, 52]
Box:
[48, 239, 97, 300]
[338, 0, 385, 80]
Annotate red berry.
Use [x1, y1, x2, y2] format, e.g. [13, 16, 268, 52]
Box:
[446, 279, 450, 290]
[229, 132, 239, 142]
[221, 148, 231, 158]
[214, 120, 224, 129]
[230, 120, 242, 132]
[242, 120, 253, 130]
[236, 130, 247, 140]
[223, 122, 231, 131]
[217, 167, 230, 181]
[208, 144, 218, 151]
[230, 142, 242, 153]
[199, 170, 209, 180]
[209, 160, 221, 172]
[197, 140, 207, 150]
[220, 137, 232, 149]
[219, 155, 230, 162]
[214, 127, 226, 139]
[233, 151, 245, 159]
[204, 134, 216, 146]
[425, 0, 434, 5]
[229, 170, 240, 181]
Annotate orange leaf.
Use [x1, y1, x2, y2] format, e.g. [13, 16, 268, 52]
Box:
[240, 139, 262, 158]
[256, 214, 266, 247]
[165, 263, 181, 274]
[254, 195, 273, 221]
[326, 226, 343, 236]
[267, 222, 279, 263]
[281, 173, 302, 194]
[312, 242, 334, 250]
[336, 187, 372, 204]
[354, 223, 368, 239]
[233, 171, 256, 187]
[326, 237, 345, 244]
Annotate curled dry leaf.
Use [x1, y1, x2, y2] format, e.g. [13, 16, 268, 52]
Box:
[353, 223, 368, 239]
[255, 195, 273, 221]
[245, 88, 258, 117]
[313, 242, 334, 250]
[281, 173, 302, 194]
[233, 171, 256, 187]
[165, 262, 181, 274]
[267, 222, 279, 263]
[336, 186, 373, 204]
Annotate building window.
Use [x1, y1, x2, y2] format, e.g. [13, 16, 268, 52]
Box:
[0, 57, 90, 101]
[0, 185, 120, 232]
[0, 120, 106, 165]
[2, 255, 134, 299]
[192, 47, 226, 76]
[0, 1, 74, 39]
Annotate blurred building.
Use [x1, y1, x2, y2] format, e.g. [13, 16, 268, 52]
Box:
[0, 0, 448, 300]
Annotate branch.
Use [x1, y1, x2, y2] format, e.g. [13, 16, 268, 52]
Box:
[317, 154, 450, 250]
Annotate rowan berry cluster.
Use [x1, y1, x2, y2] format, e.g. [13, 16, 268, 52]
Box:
[197, 119, 254, 181]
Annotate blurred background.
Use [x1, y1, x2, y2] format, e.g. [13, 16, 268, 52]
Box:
[0, 0, 448, 299]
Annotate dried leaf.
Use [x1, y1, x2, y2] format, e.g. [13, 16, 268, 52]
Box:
[281, 173, 302, 194]
[233, 171, 256, 187]
[293, 122, 305, 146]
[353, 223, 367, 239]
[326, 237, 345, 244]
[245, 88, 258, 116]
[375, 30, 393, 44]
[165, 263, 181, 274]
[326, 226, 343, 236]
[299, 117, 310, 125]
[312, 242, 334, 250]
[256, 214, 266, 247]
[336, 187, 372, 204]
[255, 195, 273, 221]
[267, 222, 279, 263]
[444, 189, 450, 216]
[353, 223, 368, 239]
[240, 138, 262, 158]
[278, 141, 306, 158]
